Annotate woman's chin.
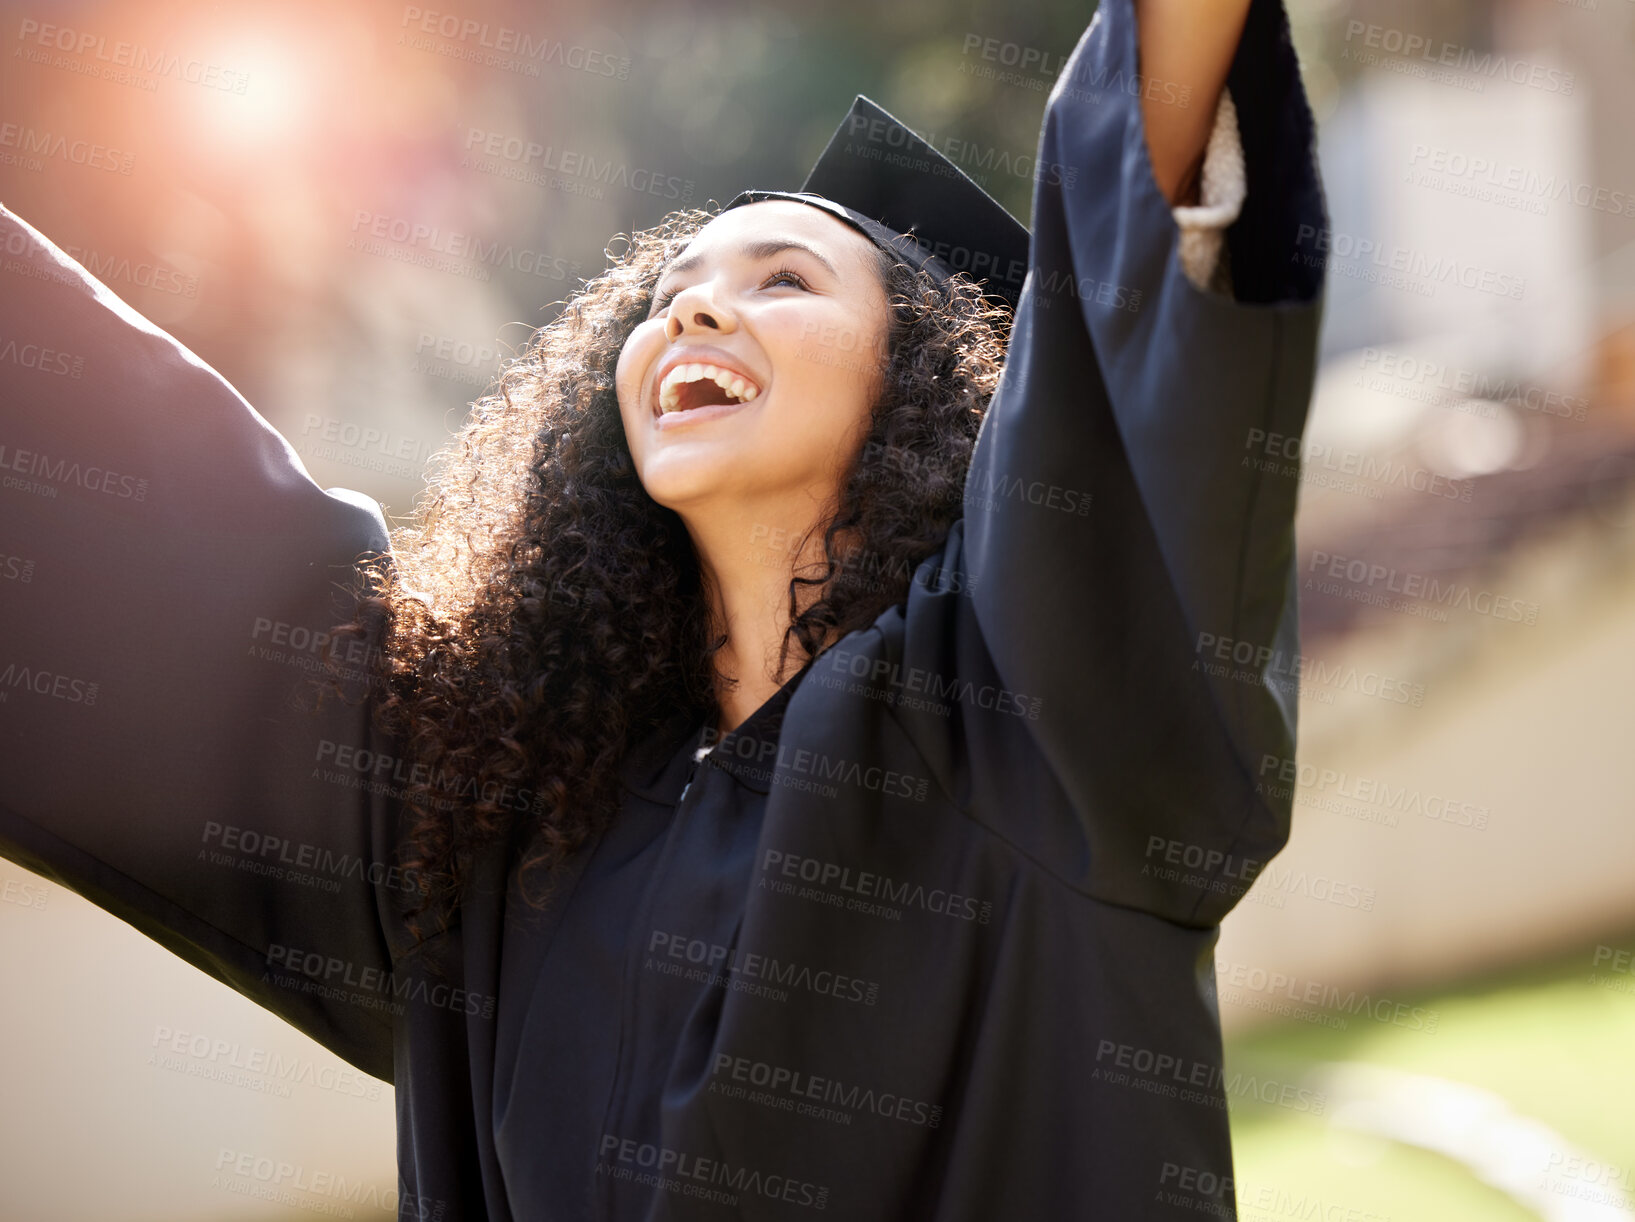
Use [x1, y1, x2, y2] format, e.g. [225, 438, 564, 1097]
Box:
[637, 453, 744, 513]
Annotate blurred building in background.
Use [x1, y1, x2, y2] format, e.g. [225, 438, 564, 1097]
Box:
[1218, 0, 1635, 1019]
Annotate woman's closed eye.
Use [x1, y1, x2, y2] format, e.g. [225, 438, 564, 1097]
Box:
[651, 265, 812, 314]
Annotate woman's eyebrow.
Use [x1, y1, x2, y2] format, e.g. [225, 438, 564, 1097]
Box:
[662, 238, 839, 282]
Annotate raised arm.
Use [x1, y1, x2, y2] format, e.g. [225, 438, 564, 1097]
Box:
[1136, 0, 1255, 206]
[960, 0, 1327, 925]
[0, 205, 404, 1080]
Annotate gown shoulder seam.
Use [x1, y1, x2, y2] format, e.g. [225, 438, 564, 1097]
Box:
[865, 671, 1233, 929]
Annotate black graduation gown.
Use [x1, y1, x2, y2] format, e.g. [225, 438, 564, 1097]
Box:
[0, 0, 1327, 1216]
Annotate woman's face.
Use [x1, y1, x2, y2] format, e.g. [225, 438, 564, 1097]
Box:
[616, 201, 889, 521]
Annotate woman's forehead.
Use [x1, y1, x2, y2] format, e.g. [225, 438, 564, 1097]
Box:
[671, 200, 880, 276]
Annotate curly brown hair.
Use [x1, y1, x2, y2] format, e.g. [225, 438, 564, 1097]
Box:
[330, 204, 1011, 944]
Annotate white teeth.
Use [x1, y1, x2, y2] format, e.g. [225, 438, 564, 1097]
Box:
[658, 361, 761, 413]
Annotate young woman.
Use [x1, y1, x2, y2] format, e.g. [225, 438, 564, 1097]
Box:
[0, 0, 1326, 1216]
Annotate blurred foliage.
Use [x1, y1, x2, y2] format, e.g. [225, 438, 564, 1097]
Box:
[1227, 930, 1635, 1219]
[0, 0, 1112, 510]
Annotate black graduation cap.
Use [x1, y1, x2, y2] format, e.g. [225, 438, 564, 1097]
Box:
[725, 95, 1031, 314]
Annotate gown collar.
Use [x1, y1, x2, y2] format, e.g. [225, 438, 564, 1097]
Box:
[617, 658, 814, 803]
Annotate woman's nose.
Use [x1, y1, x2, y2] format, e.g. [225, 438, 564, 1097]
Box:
[664, 283, 737, 340]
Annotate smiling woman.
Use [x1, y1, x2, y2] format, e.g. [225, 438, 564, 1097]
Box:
[621, 204, 908, 730]
[0, 0, 1327, 1217]
[350, 198, 1009, 932]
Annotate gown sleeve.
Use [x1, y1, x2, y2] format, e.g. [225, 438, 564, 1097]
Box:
[0, 203, 401, 1083]
[959, 0, 1328, 926]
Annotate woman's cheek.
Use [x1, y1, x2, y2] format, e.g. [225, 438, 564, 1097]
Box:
[614, 330, 654, 415]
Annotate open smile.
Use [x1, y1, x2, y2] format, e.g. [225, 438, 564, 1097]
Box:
[650, 347, 763, 424]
